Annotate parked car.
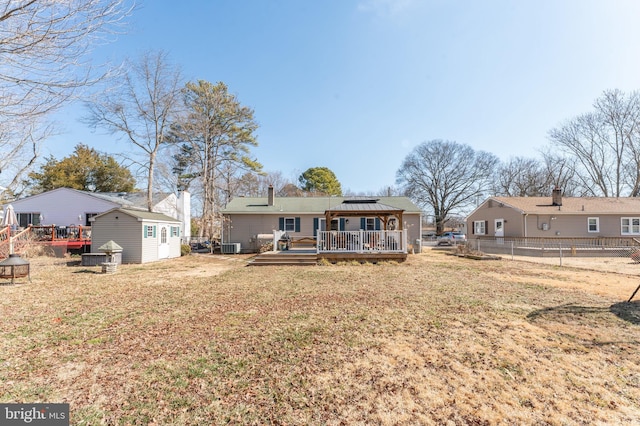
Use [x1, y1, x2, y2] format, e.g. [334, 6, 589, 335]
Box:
[422, 230, 437, 240]
[437, 231, 467, 246]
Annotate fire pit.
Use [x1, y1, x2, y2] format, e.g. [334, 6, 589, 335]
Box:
[0, 254, 31, 284]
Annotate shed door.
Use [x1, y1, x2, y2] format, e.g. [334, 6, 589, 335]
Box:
[158, 226, 170, 259]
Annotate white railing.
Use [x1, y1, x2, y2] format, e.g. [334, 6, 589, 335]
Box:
[317, 230, 407, 253]
[273, 230, 286, 249]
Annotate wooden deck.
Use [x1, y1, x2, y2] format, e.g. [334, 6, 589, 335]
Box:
[319, 251, 407, 263]
[249, 248, 407, 266]
[0, 225, 91, 258]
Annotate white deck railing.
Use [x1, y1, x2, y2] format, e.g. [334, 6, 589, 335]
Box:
[316, 230, 407, 253]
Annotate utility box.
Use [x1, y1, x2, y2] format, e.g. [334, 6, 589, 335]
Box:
[221, 243, 241, 254]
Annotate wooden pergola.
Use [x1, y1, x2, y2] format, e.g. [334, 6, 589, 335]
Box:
[324, 199, 405, 231]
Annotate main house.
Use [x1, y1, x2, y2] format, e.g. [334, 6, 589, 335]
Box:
[221, 186, 423, 256]
[467, 188, 640, 241]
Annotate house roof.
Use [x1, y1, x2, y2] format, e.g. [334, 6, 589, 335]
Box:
[93, 207, 180, 223]
[95, 191, 173, 207]
[489, 196, 640, 215]
[6, 187, 128, 207]
[9, 187, 172, 210]
[222, 196, 421, 214]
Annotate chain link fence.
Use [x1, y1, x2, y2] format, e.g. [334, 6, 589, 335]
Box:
[465, 238, 640, 274]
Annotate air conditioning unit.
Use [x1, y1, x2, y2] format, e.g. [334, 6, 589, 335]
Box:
[221, 243, 241, 254]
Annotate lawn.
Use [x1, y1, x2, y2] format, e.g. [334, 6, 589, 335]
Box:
[1, 252, 639, 425]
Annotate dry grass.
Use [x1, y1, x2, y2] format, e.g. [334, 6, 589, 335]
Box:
[1, 251, 639, 425]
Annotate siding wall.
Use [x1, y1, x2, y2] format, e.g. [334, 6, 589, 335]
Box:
[468, 204, 524, 238]
[140, 222, 182, 263]
[141, 223, 157, 263]
[91, 212, 144, 263]
[524, 214, 631, 238]
[226, 213, 422, 253]
[11, 188, 118, 226]
[468, 202, 640, 238]
[93, 212, 182, 263]
[152, 195, 178, 218]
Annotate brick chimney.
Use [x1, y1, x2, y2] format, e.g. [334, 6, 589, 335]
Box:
[268, 185, 274, 206]
[552, 186, 562, 206]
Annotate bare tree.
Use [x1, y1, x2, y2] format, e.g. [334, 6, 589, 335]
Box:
[343, 186, 403, 197]
[548, 89, 640, 197]
[0, 0, 132, 192]
[493, 157, 553, 196]
[232, 170, 291, 198]
[539, 149, 580, 196]
[396, 140, 499, 234]
[84, 50, 183, 211]
[0, 118, 51, 197]
[280, 183, 304, 197]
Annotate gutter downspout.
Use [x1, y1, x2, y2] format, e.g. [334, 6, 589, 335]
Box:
[524, 214, 528, 238]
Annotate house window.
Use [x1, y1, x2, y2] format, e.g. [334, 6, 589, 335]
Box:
[473, 220, 486, 235]
[171, 226, 179, 237]
[146, 225, 155, 238]
[85, 213, 98, 227]
[319, 218, 340, 231]
[17, 213, 40, 228]
[279, 217, 300, 232]
[365, 218, 376, 231]
[621, 217, 640, 235]
[284, 217, 296, 232]
[587, 217, 599, 233]
[161, 227, 167, 244]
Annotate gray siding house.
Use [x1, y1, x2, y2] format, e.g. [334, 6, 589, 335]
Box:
[467, 189, 640, 240]
[222, 187, 422, 253]
[91, 208, 182, 263]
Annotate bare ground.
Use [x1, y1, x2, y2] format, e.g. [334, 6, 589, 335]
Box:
[0, 251, 638, 425]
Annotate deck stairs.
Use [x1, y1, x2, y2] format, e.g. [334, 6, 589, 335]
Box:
[249, 250, 318, 266]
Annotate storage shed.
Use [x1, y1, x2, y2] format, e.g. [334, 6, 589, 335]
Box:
[90, 208, 182, 264]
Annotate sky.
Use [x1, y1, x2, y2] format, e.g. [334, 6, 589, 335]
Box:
[45, 0, 640, 194]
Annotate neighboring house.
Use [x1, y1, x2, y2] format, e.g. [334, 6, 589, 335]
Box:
[467, 188, 640, 239]
[4, 187, 190, 241]
[91, 208, 182, 263]
[221, 186, 423, 253]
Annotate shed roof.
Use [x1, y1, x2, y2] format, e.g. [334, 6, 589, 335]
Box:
[489, 196, 640, 215]
[93, 207, 180, 223]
